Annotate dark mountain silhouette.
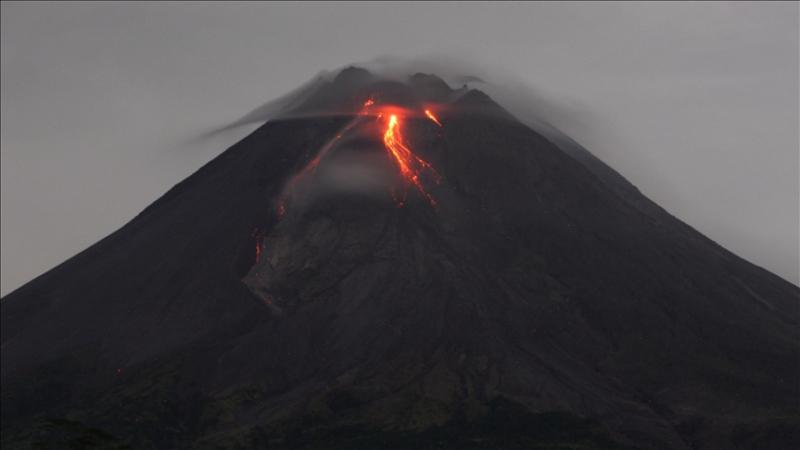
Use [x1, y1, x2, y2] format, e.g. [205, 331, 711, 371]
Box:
[2, 67, 798, 450]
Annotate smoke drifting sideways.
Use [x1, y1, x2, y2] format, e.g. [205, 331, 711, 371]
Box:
[207, 57, 617, 217]
[216, 56, 592, 134]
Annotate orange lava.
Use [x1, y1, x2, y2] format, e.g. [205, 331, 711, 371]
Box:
[276, 99, 443, 214]
[252, 228, 265, 263]
[424, 109, 443, 127]
[382, 113, 440, 207]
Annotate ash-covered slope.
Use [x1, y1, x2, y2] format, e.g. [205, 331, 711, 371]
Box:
[2, 67, 798, 450]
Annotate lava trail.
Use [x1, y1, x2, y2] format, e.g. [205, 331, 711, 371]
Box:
[424, 109, 443, 127]
[382, 113, 440, 207]
[277, 98, 442, 213]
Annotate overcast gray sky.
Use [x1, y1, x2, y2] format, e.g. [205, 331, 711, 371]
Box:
[1, 2, 798, 295]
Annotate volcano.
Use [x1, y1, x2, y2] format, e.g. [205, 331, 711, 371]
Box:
[2, 67, 798, 450]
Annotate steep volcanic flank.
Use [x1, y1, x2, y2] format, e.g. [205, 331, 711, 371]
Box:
[2, 67, 798, 450]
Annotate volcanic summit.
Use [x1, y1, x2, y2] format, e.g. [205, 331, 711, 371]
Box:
[2, 67, 798, 450]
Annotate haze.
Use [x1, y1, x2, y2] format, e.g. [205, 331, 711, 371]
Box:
[1, 2, 798, 295]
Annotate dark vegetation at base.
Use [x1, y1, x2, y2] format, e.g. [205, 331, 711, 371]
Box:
[3, 400, 631, 450]
[272, 398, 632, 450]
[1, 356, 628, 449]
[17, 418, 131, 450]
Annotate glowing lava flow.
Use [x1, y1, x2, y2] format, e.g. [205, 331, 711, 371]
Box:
[424, 109, 443, 127]
[382, 113, 441, 206]
[252, 228, 265, 263]
[277, 98, 443, 214]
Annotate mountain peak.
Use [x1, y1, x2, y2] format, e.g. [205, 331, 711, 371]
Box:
[331, 65, 375, 86]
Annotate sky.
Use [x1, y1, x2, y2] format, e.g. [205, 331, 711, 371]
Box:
[1, 1, 798, 295]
